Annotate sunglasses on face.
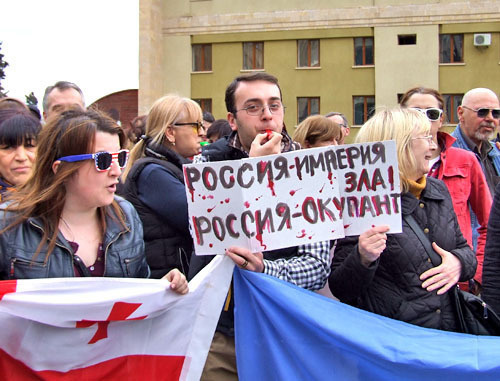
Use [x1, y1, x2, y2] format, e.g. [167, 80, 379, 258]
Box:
[411, 107, 443, 121]
[462, 105, 500, 119]
[172, 122, 204, 134]
[57, 150, 129, 172]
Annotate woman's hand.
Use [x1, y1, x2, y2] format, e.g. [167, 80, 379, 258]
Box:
[420, 242, 461, 295]
[162, 269, 189, 295]
[358, 225, 390, 267]
[225, 246, 264, 273]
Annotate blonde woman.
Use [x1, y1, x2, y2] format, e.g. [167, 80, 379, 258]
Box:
[328, 107, 476, 332]
[293, 115, 342, 148]
[121, 95, 204, 278]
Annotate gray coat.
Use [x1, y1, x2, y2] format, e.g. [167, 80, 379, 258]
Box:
[0, 196, 150, 280]
[329, 177, 477, 332]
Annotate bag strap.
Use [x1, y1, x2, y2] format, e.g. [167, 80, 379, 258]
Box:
[403, 214, 441, 267]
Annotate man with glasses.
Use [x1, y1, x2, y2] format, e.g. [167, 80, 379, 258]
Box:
[451, 87, 500, 195]
[190, 73, 330, 380]
[325, 111, 350, 144]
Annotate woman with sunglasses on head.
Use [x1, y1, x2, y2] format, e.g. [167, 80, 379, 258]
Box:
[329, 107, 477, 332]
[121, 95, 204, 278]
[400, 87, 491, 295]
[0, 109, 188, 293]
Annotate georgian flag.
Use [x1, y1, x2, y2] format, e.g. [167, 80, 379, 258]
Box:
[0, 255, 234, 380]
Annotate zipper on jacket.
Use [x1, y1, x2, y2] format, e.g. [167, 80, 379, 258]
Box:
[30, 219, 85, 274]
[103, 230, 126, 275]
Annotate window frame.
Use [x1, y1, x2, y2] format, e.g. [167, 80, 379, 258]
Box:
[192, 44, 212, 72]
[243, 42, 264, 70]
[297, 39, 320, 68]
[439, 34, 464, 64]
[443, 94, 463, 124]
[352, 96, 375, 125]
[297, 97, 320, 124]
[193, 98, 212, 114]
[354, 37, 374, 66]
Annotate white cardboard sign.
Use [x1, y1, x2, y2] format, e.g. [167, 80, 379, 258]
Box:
[184, 141, 401, 255]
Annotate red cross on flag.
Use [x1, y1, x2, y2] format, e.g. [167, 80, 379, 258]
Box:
[0, 256, 234, 380]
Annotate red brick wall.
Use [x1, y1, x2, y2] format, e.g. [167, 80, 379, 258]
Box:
[90, 89, 138, 132]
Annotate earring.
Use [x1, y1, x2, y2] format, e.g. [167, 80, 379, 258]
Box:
[170, 140, 176, 146]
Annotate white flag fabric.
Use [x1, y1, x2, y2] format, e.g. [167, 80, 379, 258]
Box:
[0, 255, 234, 381]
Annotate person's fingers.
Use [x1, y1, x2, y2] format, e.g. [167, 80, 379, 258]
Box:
[423, 274, 447, 291]
[225, 249, 251, 269]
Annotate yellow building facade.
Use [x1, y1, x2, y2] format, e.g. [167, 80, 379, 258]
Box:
[140, 0, 500, 141]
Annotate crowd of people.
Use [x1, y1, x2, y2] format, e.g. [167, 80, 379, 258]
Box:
[1, 74, 500, 379]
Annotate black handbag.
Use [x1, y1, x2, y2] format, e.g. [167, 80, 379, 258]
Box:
[404, 213, 500, 336]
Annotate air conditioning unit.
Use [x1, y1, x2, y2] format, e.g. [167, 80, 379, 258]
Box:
[474, 33, 491, 47]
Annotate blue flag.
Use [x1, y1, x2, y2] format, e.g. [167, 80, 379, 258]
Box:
[233, 268, 500, 380]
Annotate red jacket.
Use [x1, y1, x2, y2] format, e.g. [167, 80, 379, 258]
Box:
[429, 132, 492, 285]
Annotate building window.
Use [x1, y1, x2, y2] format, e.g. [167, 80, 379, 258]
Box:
[297, 40, 320, 67]
[297, 97, 320, 123]
[440, 34, 463, 63]
[398, 34, 416, 45]
[443, 94, 463, 124]
[192, 44, 212, 72]
[243, 42, 264, 70]
[353, 96, 375, 125]
[194, 98, 212, 113]
[354, 37, 374, 66]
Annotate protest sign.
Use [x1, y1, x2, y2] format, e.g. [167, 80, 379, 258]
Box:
[184, 141, 401, 255]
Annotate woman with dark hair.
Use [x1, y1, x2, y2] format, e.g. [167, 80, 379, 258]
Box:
[121, 95, 204, 278]
[0, 109, 41, 200]
[206, 119, 232, 143]
[0, 109, 188, 293]
[329, 107, 476, 332]
[400, 86, 491, 294]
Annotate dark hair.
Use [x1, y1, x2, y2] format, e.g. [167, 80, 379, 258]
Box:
[128, 115, 147, 144]
[203, 111, 215, 123]
[43, 81, 85, 113]
[28, 104, 41, 121]
[3, 108, 126, 260]
[325, 111, 349, 127]
[225, 72, 282, 114]
[207, 119, 232, 142]
[0, 110, 41, 148]
[399, 86, 444, 110]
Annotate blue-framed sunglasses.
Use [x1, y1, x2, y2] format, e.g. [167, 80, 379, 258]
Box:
[57, 150, 129, 172]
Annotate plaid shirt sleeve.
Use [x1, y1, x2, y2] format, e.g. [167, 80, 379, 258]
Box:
[263, 240, 331, 291]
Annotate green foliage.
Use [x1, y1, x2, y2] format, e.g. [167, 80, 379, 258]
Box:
[25, 92, 38, 106]
[0, 41, 9, 97]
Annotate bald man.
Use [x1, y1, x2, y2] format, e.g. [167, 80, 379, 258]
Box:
[451, 88, 500, 195]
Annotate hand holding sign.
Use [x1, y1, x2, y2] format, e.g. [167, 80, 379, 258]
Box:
[358, 225, 390, 267]
[225, 247, 264, 272]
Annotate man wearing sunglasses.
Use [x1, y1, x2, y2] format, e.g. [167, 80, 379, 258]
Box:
[190, 73, 330, 380]
[451, 87, 500, 196]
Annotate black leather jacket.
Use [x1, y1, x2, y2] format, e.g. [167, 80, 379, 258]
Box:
[329, 177, 477, 332]
[0, 197, 150, 280]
